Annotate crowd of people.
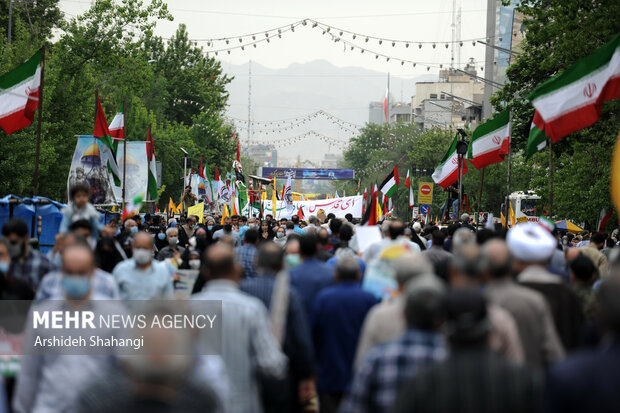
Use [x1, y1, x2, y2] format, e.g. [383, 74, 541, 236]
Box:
[0, 182, 620, 412]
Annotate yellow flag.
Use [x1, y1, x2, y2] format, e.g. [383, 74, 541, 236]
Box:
[509, 202, 516, 226]
[376, 197, 382, 220]
[176, 202, 183, 213]
[611, 131, 620, 214]
[168, 197, 176, 214]
[187, 202, 205, 223]
[500, 211, 506, 227]
[221, 204, 229, 224]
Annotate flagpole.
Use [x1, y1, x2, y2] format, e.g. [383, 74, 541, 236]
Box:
[477, 167, 485, 227]
[505, 109, 513, 228]
[33, 45, 45, 196]
[121, 99, 127, 210]
[549, 139, 553, 217]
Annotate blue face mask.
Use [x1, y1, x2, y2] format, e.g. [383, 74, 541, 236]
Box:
[130, 226, 139, 234]
[207, 225, 214, 231]
[62, 275, 91, 299]
[54, 253, 62, 269]
[157, 233, 166, 240]
[0, 261, 9, 274]
[285, 254, 301, 268]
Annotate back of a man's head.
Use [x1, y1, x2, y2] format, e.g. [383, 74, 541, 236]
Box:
[244, 228, 259, 245]
[450, 243, 483, 284]
[395, 253, 434, 287]
[257, 242, 284, 274]
[412, 222, 422, 234]
[444, 289, 490, 348]
[591, 232, 606, 247]
[299, 233, 318, 258]
[317, 228, 329, 246]
[204, 244, 236, 280]
[452, 228, 476, 254]
[431, 229, 447, 246]
[336, 256, 360, 282]
[2, 219, 28, 238]
[404, 274, 446, 331]
[291, 215, 300, 225]
[570, 253, 597, 283]
[339, 223, 354, 242]
[329, 219, 343, 237]
[388, 221, 405, 240]
[286, 222, 295, 230]
[481, 239, 512, 280]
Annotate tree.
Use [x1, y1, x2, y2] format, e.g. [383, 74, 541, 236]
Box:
[491, 0, 620, 226]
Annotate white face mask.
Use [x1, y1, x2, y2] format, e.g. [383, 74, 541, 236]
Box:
[133, 248, 152, 265]
[189, 259, 201, 270]
[276, 232, 285, 239]
[168, 236, 178, 246]
[248, 223, 257, 229]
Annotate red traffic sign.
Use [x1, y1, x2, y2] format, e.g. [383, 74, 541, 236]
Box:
[420, 184, 432, 195]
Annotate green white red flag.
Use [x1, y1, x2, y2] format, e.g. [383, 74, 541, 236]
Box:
[467, 109, 510, 169]
[0, 49, 42, 134]
[122, 194, 143, 220]
[93, 92, 121, 186]
[432, 135, 468, 188]
[528, 34, 620, 142]
[526, 111, 549, 159]
[146, 125, 158, 200]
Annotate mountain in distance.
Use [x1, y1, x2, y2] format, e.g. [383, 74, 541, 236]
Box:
[221, 59, 436, 163]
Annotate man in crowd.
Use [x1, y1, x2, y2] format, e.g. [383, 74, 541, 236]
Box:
[341, 274, 448, 413]
[156, 226, 185, 261]
[311, 257, 377, 413]
[213, 216, 241, 246]
[36, 232, 119, 300]
[13, 244, 114, 412]
[178, 215, 198, 248]
[112, 232, 174, 300]
[2, 219, 53, 290]
[394, 290, 542, 413]
[355, 252, 434, 366]
[289, 233, 335, 316]
[193, 243, 288, 412]
[234, 228, 259, 278]
[240, 242, 316, 411]
[483, 238, 565, 369]
[422, 229, 453, 281]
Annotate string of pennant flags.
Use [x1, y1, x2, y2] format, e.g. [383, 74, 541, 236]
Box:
[228, 110, 362, 134]
[197, 18, 500, 69]
[250, 130, 350, 149]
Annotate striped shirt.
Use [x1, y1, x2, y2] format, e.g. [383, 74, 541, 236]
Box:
[193, 279, 288, 413]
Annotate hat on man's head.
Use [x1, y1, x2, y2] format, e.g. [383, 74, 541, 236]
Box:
[507, 222, 556, 263]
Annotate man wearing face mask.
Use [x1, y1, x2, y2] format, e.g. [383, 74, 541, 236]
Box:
[0, 237, 35, 299]
[205, 217, 217, 236]
[112, 232, 174, 300]
[116, 218, 139, 258]
[179, 215, 198, 248]
[239, 217, 257, 241]
[213, 217, 241, 247]
[156, 227, 186, 262]
[36, 233, 120, 300]
[13, 244, 114, 413]
[1, 219, 53, 291]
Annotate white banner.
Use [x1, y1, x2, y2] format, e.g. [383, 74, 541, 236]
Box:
[258, 195, 363, 219]
[112, 141, 149, 202]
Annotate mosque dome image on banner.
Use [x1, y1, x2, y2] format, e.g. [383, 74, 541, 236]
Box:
[118, 153, 139, 172]
[80, 143, 101, 167]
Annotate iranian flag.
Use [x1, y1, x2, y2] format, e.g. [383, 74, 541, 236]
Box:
[526, 111, 549, 159]
[122, 194, 143, 220]
[0, 49, 42, 135]
[404, 169, 411, 189]
[468, 109, 510, 169]
[432, 135, 468, 188]
[109, 104, 124, 141]
[379, 166, 399, 198]
[528, 34, 620, 142]
[146, 125, 158, 200]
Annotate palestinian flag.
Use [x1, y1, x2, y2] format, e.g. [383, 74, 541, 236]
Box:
[93, 92, 121, 186]
[379, 166, 399, 198]
[122, 194, 143, 220]
[146, 125, 158, 200]
[297, 205, 304, 219]
[468, 109, 510, 169]
[528, 34, 620, 142]
[109, 104, 124, 141]
[0, 49, 42, 134]
[526, 111, 549, 159]
[432, 135, 468, 188]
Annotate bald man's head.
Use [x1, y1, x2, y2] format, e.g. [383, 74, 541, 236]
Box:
[133, 232, 153, 250]
[565, 247, 580, 263]
[204, 243, 238, 281]
[62, 244, 95, 276]
[481, 239, 512, 279]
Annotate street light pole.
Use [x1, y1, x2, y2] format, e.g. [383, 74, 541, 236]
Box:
[455, 128, 469, 219]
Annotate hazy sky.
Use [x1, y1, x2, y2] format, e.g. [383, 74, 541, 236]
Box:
[59, 0, 489, 77]
[58, 0, 492, 163]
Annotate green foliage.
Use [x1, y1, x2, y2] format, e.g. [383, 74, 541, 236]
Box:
[0, 0, 235, 210]
[492, 0, 620, 226]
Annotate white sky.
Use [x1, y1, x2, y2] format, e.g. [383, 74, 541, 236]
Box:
[59, 0, 489, 76]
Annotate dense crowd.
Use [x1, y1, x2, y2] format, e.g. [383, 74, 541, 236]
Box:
[1, 182, 620, 413]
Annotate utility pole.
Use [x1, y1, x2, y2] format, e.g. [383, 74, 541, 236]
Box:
[482, 0, 497, 120]
[247, 60, 252, 147]
[451, 0, 456, 68]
